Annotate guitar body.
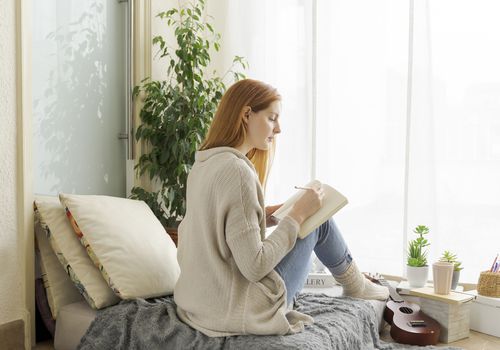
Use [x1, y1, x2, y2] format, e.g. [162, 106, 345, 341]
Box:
[364, 274, 441, 346]
[384, 299, 440, 346]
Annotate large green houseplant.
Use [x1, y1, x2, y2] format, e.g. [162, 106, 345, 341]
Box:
[131, 0, 246, 228]
[406, 225, 431, 287]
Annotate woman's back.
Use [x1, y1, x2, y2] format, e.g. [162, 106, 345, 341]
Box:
[173, 147, 309, 337]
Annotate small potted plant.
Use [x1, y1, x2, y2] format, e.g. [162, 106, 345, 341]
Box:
[407, 225, 431, 288]
[440, 250, 463, 290]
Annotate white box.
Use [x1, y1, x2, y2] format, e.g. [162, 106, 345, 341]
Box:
[417, 297, 471, 343]
[469, 290, 500, 337]
[397, 287, 474, 343]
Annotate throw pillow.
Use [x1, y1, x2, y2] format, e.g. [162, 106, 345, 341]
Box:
[34, 197, 120, 309]
[59, 193, 179, 299]
[34, 211, 83, 318]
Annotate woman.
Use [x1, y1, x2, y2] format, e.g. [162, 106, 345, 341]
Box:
[174, 79, 388, 337]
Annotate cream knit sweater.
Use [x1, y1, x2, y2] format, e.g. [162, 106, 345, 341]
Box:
[174, 147, 314, 337]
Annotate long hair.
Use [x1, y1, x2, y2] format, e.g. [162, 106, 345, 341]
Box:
[200, 79, 281, 189]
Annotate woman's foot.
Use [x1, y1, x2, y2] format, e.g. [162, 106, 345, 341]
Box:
[331, 262, 389, 300]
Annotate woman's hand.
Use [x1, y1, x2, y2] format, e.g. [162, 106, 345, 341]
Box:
[265, 204, 283, 227]
[265, 204, 282, 216]
[288, 186, 324, 225]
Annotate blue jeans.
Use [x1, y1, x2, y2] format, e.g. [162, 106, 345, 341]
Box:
[274, 218, 353, 306]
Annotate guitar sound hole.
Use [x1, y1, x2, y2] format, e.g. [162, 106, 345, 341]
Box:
[399, 307, 414, 314]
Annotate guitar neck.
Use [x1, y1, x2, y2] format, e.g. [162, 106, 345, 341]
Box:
[377, 279, 405, 303]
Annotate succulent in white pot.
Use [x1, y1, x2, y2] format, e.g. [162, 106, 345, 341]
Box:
[406, 225, 431, 288]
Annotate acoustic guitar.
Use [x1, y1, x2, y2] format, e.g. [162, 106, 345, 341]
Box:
[365, 274, 441, 346]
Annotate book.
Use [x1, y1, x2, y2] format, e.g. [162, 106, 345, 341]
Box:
[272, 180, 348, 239]
[304, 272, 337, 288]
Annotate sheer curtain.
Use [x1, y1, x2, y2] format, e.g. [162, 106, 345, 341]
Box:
[207, 0, 314, 203]
[208, 0, 500, 282]
[408, 0, 500, 282]
[315, 0, 409, 277]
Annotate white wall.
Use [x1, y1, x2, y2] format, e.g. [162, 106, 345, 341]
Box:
[0, 0, 24, 326]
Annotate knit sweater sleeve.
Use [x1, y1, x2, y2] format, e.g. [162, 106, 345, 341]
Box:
[222, 161, 300, 283]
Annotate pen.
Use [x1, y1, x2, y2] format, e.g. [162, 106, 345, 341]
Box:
[490, 254, 498, 272]
[294, 186, 314, 190]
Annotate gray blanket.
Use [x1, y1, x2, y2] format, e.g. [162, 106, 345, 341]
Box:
[78, 293, 462, 350]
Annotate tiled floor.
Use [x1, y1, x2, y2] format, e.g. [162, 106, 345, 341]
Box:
[33, 340, 53, 349]
[449, 331, 500, 350]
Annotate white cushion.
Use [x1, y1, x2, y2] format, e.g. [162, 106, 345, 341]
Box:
[59, 193, 180, 299]
[34, 212, 84, 319]
[34, 197, 120, 309]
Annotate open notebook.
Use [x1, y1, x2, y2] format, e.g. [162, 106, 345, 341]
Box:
[271, 180, 348, 239]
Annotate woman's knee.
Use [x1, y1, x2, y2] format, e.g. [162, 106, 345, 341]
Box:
[317, 217, 336, 244]
[322, 217, 337, 233]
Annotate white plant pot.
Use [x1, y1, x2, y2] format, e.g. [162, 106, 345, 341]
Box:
[407, 265, 429, 288]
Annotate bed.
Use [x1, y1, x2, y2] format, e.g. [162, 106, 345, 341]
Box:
[33, 194, 463, 350]
[50, 286, 382, 350]
[45, 288, 463, 350]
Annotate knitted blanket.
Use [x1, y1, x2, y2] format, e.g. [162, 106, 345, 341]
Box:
[78, 293, 462, 350]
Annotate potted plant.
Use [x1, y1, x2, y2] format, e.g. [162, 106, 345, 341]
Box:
[406, 225, 431, 288]
[439, 250, 463, 290]
[130, 0, 246, 237]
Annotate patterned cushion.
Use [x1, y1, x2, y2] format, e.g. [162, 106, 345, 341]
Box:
[34, 209, 83, 319]
[35, 277, 55, 337]
[59, 193, 179, 299]
[34, 197, 120, 309]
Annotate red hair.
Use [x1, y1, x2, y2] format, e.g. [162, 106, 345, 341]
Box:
[200, 79, 281, 188]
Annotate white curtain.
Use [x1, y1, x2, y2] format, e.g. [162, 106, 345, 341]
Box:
[315, 0, 409, 277]
[407, 0, 500, 282]
[206, 0, 313, 202]
[208, 0, 500, 282]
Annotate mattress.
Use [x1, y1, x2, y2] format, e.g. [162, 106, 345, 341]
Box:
[54, 301, 97, 350]
[54, 286, 386, 350]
